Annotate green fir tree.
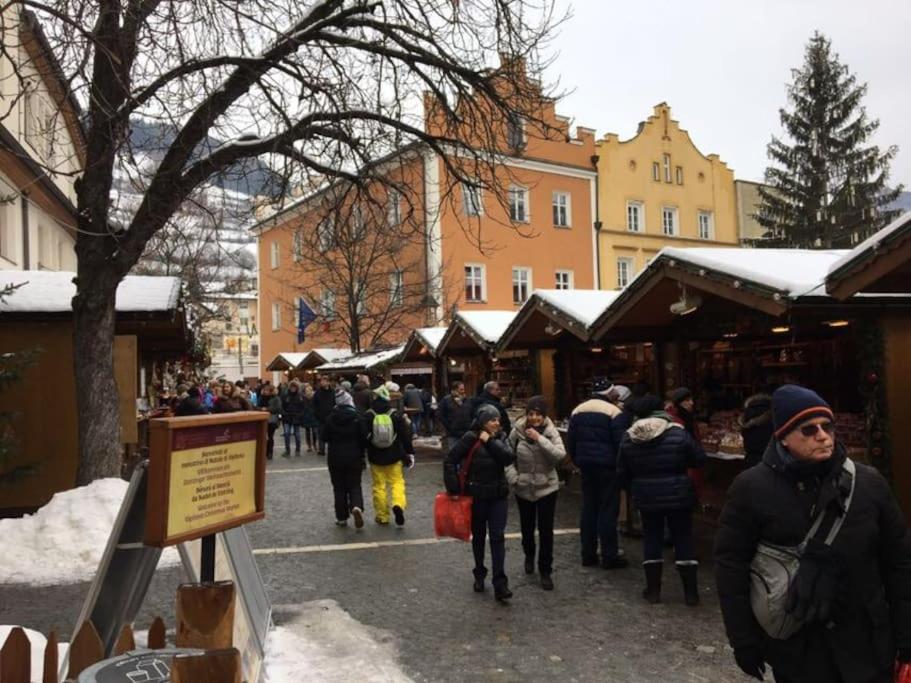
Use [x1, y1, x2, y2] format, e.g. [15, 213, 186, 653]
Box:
[756, 32, 902, 248]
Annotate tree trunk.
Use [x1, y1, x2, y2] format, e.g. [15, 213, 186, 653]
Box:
[73, 260, 123, 485]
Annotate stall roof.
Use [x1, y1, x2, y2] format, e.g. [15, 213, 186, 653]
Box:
[400, 327, 448, 361]
[306, 348, 350, 364]
[0, 271, 181, 313]
[498, 289, 620, 350]
[315, 345, 405, 373]
[437, 310, 516, 355]
[265, 352, 309, 371]
[826, 212, 911, 299]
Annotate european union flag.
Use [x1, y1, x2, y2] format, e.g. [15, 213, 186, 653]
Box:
[298, 298, 317, 343]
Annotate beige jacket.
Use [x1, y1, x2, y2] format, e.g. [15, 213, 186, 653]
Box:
[506, 417, 567, 501]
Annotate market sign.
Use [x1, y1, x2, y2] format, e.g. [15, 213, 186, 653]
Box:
[145, 413, 267, 547]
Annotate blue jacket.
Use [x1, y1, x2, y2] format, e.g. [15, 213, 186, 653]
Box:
[618, 417, 706, 511]
[567, 396, 625, 470]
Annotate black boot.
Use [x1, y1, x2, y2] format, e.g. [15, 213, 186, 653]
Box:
[494, 581, 513, 603]
[642, 562, 662, 604]
[524, 556, 535, 575]
[473, 568, 486, 593]
[540, 574, 554, 591]
[678, 564, 699, 606]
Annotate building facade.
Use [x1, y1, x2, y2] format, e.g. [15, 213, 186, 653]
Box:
[594, 103, 739, 289]
[736, 179, 768, 243]
[0, 8, 84, 272]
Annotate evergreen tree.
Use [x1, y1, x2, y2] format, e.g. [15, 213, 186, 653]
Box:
[757, 32, 902, 248]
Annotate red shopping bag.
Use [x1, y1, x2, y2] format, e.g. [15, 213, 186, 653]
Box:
[896, 662, 911, 683]
[433, 439, 482, 542]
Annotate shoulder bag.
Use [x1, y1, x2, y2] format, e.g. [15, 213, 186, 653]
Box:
[433, 439, 482, 542]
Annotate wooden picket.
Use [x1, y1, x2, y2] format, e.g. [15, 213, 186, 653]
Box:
[175, 581, 235, 650]
[113, 624, 135, 656]
[147, 616, 167, 649]
[0, 626, 30, 683]
[66, 621, 103, 680]
[42, 630, 57, 683]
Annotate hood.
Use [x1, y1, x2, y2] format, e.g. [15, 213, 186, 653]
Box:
[627, 416, 680, 443]
[371, 397, 391, 413]
[479, 391, 501, 405]
[329, 405, 360, 426]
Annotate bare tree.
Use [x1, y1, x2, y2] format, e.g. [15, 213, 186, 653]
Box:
[0, 0, 565, 483]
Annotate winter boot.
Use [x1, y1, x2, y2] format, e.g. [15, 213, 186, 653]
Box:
[393, 505, 405, 527]
[473, 567, 487, 593]
[524, 556, 535, 575]
[677, 564, 699, 606]
[642, 562, 662, 604]
[540, 574, 554, 591]
[494, 581, 513, 603]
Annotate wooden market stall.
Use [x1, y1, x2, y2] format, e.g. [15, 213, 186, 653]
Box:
[436, 311, 516, 400]
[391, 327, 448, 396]
[314, 345, 406, 383]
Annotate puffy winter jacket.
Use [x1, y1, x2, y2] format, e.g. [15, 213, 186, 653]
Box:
[444, 430, 514, 500]
[506, 417, 566, 501]
[618, 416, 706, 511]
[714, 441, 911, 682]
[438, 394, 473, 436]
[470, 392, 511, 434]
[321, 405, 366, 467]
[363, 398, 414, 466]
[566, 396, 625, 470]
[312, 387, 335, 422]
[281, 391, 306, 426]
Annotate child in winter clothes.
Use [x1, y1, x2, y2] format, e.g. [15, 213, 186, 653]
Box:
[363, 385, 415, 526]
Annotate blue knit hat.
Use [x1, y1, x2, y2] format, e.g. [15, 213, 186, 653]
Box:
[772, 384, 834, 438]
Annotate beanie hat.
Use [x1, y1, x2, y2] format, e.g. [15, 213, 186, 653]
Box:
[772, 384, 833, 438]
[611, 385, 632, 403]
[525, 395, 548, 416]
[385, 380, 400, 393]
[476, 404, 501, 426]
[340, 380, 352, 393]
[671, 387, 693, 405]
[373, 385, 391, 402]
[335, 387, 355, 408]
[592, 376, 613, 395]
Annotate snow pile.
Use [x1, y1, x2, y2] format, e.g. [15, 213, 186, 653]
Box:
[455, 310, 516, 344]
[0, 271, 181, 313]
[532, 289, 620, 328]
[413, 327, 447, 355]
[0, 478, 180, 586]
[263, 601, 412, 683]
[412, 436, 442, 450]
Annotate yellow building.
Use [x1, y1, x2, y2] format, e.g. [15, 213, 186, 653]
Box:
[595, 103, 739, 289]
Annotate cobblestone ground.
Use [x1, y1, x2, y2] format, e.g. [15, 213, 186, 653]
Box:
[0, 446, 751, 682]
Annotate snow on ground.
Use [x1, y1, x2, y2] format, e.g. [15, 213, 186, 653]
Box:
[0, 478, 180, 586]
[264, 601, 412, 683]
[412, 436, 442, 450]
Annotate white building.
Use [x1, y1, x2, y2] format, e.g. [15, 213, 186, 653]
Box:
[201, 290, 261, 382]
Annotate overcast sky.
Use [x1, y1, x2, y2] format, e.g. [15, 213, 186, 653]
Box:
[548, 0, 911, 186]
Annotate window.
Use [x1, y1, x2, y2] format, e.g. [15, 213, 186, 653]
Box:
[271, 302, 281, 331]
[663, 154, 672, 183]
[508, 186, 528, 222]
[355, 285, 367, 315]
[24, 87, 54, 162]
[463, 182, 482, 216]
[465, 264, 485, 302]
[352, 205, 366, 239]
[512, 267, 531, 304]
[387, 190, 402, 226]
[320, 289, 336, 319]
[225, 320, 233, 332]
[37, 224, 55, 270]
[390, 270, 404, 307]
[292, 230, 303, 262]
[555, 270, 574, 290]
[652, 162, 660, 181]
[506, 113, 526, 149]
[250, 343, 259, 356]
[698, 211, 714, 240]
[626, 201, 644, 233]
[552, 192, 570, 227]
[662, 207, 678, 236]
[617, 257, 634, 288]
[270, 241, 280, 269]
[675, 166, 684, 185]
[317, 218, 334, 252]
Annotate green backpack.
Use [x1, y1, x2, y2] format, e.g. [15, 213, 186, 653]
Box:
[368, 409, 397, 448]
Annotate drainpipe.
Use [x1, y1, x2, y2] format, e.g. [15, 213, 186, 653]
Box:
[590, 154, 602, 289]
[20, 194, 30, 269]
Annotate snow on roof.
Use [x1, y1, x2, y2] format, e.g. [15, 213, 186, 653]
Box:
[307, 348, 349, 363]
[414, 327, 447, 354]
[532, 289, 620, 328]
[455, 310, 516, 344]
[657, 247, 849, 298]
[273, 352, 309, 368]
[316, 345, 405, 372]
[0, 270, 181, 313]
[827, 212, 911, 280]
[203, 291, 258, 301]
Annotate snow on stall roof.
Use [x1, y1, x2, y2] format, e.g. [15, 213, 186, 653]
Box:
[308, 348, 349, 363]
[455, 310, 516, 344]
[273, 352, 309, 368]
[414, 327, 447, 354]
[827, 211, 911, 279]
[0, 270, 181, 313]
[532, 289, 620, 328]
[657, 247, 849, 298]
[316, 345, 405, 372]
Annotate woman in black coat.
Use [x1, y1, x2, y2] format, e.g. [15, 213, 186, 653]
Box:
[321, 389, 367, 528]
[444, 404, 515, 602]
[618, 395, 706, 606]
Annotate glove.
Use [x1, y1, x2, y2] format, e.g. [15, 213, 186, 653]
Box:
[733, 646, 766, 680]
[405, 454, 415, 469]
[899, 648, 911, 663]
[786, 538, 839, 623]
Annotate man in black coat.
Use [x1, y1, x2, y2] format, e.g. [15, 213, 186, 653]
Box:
[471, 381, 511, 434]
[312, 375, 336, 455]
[438, 381, 472, 452]
[739, 393, 774, 468]
[715, 384, 911, 682]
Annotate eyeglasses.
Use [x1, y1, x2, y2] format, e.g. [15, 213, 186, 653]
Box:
[798, 422, 835, 438]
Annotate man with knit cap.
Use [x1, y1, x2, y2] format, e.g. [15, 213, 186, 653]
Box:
[715, 384, 911, 683]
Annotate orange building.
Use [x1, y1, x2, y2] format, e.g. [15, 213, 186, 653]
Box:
[253, 61, 597, 379]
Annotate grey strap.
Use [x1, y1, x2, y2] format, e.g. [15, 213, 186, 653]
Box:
[801, 458, 856, 548]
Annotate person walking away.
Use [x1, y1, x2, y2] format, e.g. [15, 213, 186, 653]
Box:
[715, 384, 911, 682]
[364, 385, 415, 526]
[353, 374, 372, 413]
[176, 386, 206, 416]
[403, 383, 424, 436]
[506, 396, 566, 590]
[618, 395, 706, 605]
[739, 392, 773, 468]
[322, 388, 367, 527]
[471, 381, 511, 434]
[281, 380, 306, 456]
[300, 383, 320, 453]
[420, 386, 434, 436]
[567, 377, 629, 569]
[444, 404, 515, 602]
[312, 375, 335, 455]
[258, 384, 282, 460]
[439, 382, 472, 453]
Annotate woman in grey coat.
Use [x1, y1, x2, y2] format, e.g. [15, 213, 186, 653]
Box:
[506, 396, 567, 590]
